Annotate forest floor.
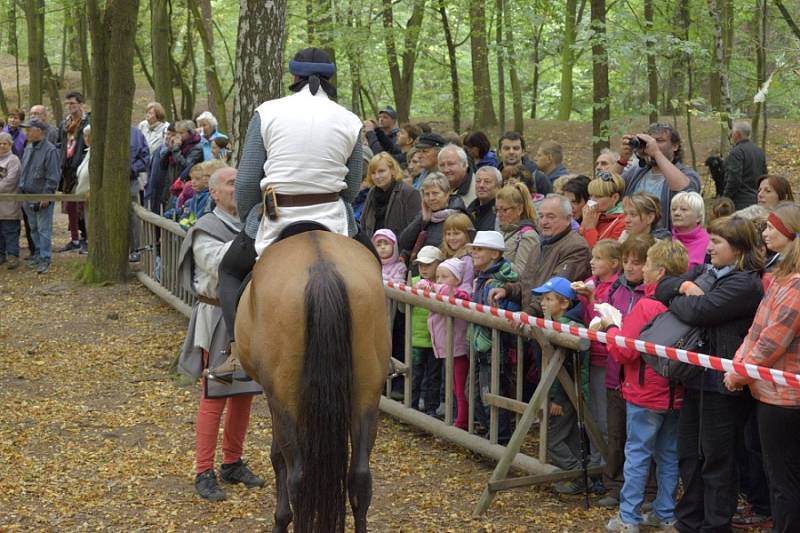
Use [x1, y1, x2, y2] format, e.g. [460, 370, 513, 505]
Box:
[2, 113, 790, 532]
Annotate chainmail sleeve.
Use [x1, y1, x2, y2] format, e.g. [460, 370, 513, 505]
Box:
[236, 114, 267, 239]
[343, 141, 363, 236]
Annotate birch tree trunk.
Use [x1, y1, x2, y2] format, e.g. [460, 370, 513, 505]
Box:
[232, 0, 288, 164]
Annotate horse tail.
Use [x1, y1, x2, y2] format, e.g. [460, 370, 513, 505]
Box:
[295, 259, 352, 533]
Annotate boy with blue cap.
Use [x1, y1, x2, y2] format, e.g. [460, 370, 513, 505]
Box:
[532, 276, 590, 494]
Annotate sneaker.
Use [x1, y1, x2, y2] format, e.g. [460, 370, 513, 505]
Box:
[606, 515, 640, 533]
[128, 252, 141, 263]
[194, 469, 225, 501]
[36, 260, 50, 274]
[58, 241, 81, 253]
[219, 459, 265, 488]
[79, 240, 88, 255]
[598, 495, 620, 508]
[6, 256, 19, 270]
[591, 478, 608, 494]
[642, 511, 677, 529]
[26, 256, 41, 268]
[552, 479, 587, 495]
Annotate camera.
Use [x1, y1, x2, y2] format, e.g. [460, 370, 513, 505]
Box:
[628, 136, 646, 150]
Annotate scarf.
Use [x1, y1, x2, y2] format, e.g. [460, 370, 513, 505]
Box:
[672, 224, 709, 268]
[470, 259, 520, 353]
[168, 133, 201, 166]
[372, 183, 394, 228]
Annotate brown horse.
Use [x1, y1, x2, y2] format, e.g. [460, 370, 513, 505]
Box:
[236, 229, 390, 533]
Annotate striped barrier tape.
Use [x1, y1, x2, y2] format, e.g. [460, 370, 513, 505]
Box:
[386, 280, 800, 389]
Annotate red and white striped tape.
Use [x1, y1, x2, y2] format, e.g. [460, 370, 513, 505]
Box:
[386, 280, 800, 389]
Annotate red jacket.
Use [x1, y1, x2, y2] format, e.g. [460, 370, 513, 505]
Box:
[578, 272, 620, 369]
[606, 283, 683, 411]
[580, 212, 625, 248]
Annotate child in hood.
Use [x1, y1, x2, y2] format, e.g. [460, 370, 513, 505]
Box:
[372, 228, 407, 284]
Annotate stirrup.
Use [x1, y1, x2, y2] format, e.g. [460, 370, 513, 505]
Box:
[204, 344, 239, 384]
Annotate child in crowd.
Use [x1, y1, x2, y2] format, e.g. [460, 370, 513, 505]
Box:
[599, 240, 689, 532]
[441, 213, 475, 291]
[468, 231, 520, 442]
[417, 258, 471, 429]
[531, 277, 590, 483]
[210, 136, 229, 161]
[595, 234, 655, 508]
[573, 239, 622, 494]
[178, 160, 227, 228]
[372, 229, 407, 284]
[410, 246, 444, 415]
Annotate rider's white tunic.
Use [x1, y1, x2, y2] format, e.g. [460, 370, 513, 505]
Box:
[253, 85, 362, 258]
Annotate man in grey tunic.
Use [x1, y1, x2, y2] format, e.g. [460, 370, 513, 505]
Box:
[208, 48, 369, 382]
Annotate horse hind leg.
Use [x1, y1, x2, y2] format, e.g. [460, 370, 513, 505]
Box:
[269, 432, 292, 533]
[349, 408, 379, 533]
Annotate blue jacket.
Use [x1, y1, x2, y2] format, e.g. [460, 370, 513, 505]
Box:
[129, 127, 151, 181]
[19, 140, 61, 194]
[623, 162, 700, 231]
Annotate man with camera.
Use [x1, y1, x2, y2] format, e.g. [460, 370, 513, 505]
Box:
[614, 123, 700, 230]
[18, 118, 61, 274]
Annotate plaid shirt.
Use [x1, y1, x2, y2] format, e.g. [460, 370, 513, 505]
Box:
[734, 273, 800, 406]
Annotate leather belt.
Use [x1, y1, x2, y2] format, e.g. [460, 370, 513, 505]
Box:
[197, 295, 220, 306]
[274, 192, 339, 208]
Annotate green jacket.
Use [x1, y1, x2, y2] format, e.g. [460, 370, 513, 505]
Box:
[411, 275, 433, 348]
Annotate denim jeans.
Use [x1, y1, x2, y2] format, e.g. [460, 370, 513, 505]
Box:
[620, 402, 680, 525]
[23, 202, 54, 262]
[0, 219, 21, 257]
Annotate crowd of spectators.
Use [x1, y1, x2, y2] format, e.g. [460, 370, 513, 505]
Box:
[1, 94, 799, 531]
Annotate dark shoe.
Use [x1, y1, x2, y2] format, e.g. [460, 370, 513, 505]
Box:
[590, 478, 607, 495]
[552, 478, 587, 495]
[26, 256, 40, 268]
[58, 241, 81, 253]
[36, 260, 50, 274]
[598, 495, 620, 508]
[219, 460, 264, 488]
[204, 343, 240, 384]
[128, 252, 141, 263]
[79, 240, 88, 255]
[194, 469, 225, 501]
[0, 256, 5, 265]
[6, 256, 20, 270]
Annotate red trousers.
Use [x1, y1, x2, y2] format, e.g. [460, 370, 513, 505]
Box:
[453, 356, 470, 430]
[195, 350, 254, 473]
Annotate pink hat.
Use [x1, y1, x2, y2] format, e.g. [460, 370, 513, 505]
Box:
[437, 257, 464, 282]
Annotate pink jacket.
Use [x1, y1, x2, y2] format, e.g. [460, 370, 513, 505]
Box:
[417, 279, 469, 359]
[606, 284, 683, 411]
[578, 273, 620, 369]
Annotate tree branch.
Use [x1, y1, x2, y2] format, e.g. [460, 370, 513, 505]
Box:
[774, 0, 800, 42]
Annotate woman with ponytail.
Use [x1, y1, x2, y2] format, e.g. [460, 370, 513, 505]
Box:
[761, 201, 800, 290]
[725, 207, 800, 533]
[495, 183, 540, 273]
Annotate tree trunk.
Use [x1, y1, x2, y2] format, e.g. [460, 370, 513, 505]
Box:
[751, 0, 767, 145]
[775, 0, 800, 41]
[42, 53, 63, 123]
[0, 77, 8, 116]
[666, 0, 689, 115]
[530, 23, 544, 119]
[77, 5, 92, 99]
[591, 0, 610, 161]
[232, 0, 287, 164]
[189, 0, 228, 133]
[23, 0, 45, 107]
[558, 0, 578, 121]
[708, 0, 733, 154]
[343, 2, 363, 117]
[470, 0, 497, 128]
[496, 0, 506, 131]
[504, 0, 523, 133]
[151, 0, 173, 121]
[381, 0, 426, 123]
[438, 0, 461, 132]
[83, 0, 141, 283]
[644, 0, 658, 124]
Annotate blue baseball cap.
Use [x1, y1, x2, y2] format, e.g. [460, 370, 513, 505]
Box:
[531, 276, 575, 301]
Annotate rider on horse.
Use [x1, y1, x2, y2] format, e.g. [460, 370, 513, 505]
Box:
[208, 48, 368, 382]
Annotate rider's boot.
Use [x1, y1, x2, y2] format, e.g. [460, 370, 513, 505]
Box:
[204, 343, 241, 384]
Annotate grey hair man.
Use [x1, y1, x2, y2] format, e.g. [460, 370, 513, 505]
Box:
[468, 166, 502, 231]
[438, 143, 475, 205]
[722, 120, 767, 210]
[488, 194, 590, 317]
[28, 105, 59, 145]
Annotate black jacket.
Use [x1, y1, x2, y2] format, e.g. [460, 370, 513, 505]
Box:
[657, 265, 763, 394]
[722, 139, 767, 210]
[498, 157, 552, 195]
[360, 180, 422, 238]
[467, 197, 497, 231]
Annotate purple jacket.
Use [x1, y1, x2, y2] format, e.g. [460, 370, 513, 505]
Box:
[605, 276, 647, 389]
[2, 126, 26, 158]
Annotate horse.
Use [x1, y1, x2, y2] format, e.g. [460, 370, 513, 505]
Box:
[236, 228, 390, 533]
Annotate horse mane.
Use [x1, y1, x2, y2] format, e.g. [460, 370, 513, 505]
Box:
[295, 258, 353, 533]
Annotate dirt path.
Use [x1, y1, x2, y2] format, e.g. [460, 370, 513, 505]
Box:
[0, 235, 630, 532]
